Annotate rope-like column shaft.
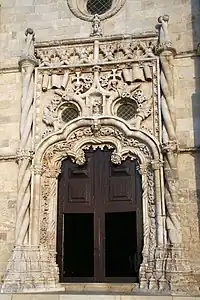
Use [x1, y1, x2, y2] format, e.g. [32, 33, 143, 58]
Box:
[15, 65, 34, 245]
[160, 54, 176, 141]
[157, 15, 182, 246]
[15, 29, 38, 246]
[141, 170, 149, 262]
[47, 176, 58, 249]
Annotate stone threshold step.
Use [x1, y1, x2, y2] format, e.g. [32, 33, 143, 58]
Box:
[61, 283, 139, 294]
[1, 295, 200, 300]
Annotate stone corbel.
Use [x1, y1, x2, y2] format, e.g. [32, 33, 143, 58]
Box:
[161, 140, 179, 154]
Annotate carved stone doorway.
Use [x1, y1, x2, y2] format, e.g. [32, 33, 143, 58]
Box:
[57, 148, 143, 283]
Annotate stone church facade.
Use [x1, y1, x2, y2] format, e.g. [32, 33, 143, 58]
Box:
[0, 0, 200, 296]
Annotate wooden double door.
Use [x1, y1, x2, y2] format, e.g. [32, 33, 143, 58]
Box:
[57, 148, 143, 283]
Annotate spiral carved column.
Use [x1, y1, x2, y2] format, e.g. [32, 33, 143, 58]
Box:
[156, 15, 198, 293]
[16, 29, 38, 246]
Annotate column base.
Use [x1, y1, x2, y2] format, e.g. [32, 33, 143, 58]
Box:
[139, 246, 200, 295]
[1, 246, 65, 293]
[166, 247, 200, 295]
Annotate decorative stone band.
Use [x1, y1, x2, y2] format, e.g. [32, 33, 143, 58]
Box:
[136, 160, 164, 174]
[161, 140, 179, 153]
[155, 44, 176, 56]
[18, 56, 38, 69]
[31, 165, 46, 176]
[151, 159, 164, 170]
[16, 149, 34, 162]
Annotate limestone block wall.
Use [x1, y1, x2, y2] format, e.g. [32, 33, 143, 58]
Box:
[0, 0, 200, 282]
[174, 55, 200, 271]
[0, 0, 200, 68]
[0, 72, 21, 281]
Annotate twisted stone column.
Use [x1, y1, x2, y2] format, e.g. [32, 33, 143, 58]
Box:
[156, 15, 181, 248]
[156, 16, 199, 293]
[16, 29, 38, 245]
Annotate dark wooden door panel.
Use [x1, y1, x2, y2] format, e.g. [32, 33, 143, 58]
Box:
[109, 177, 132, 201]
[105, 159, 137, 211]
[60, 152, 94, 212]
[57, 148, 142, 283]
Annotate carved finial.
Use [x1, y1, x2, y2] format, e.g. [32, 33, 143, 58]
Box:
[90, 14, 103, 37]
[24, 28, 35, 57]
[156, 15, 175, 54]
[19, 28, 38, 66]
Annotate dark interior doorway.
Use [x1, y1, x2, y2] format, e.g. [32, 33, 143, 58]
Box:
[57, 148, 143, 283]
[63, 213, 94, 278]
[105, 211, 137, 278]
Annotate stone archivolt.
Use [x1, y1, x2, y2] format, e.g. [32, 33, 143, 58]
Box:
[1, 18, 199, 295]
[37, 119, 163, 290]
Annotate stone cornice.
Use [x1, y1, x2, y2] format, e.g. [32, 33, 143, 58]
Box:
[34, 32, 158, 48]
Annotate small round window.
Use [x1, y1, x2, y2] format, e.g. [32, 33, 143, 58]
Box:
[61, 105, 79, 123]
[117, 103, 137, 120]
[87, 0, 112, 15]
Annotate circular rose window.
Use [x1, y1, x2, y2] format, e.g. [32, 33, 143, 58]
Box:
[61, 105, 79, 123]
[117, 103, 137, 121]
[87, 0, 112, 15]
[67, 0, 126, 21]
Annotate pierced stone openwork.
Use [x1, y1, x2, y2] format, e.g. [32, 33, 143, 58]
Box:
[87, 0, 112, 15]
[61, 104, 79, 123]
[116, 98, 137, 121]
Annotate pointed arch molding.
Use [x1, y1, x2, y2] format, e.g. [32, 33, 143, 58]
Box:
[31, 117, 166, 284]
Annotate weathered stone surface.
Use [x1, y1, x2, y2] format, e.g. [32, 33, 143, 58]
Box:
[0, 0, 200, 296]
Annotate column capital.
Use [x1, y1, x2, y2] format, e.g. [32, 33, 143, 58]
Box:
[151, 159, 164, 170]
[16, 149, 34, 162]
[18, 56, 38, 69]
[136, 163, 149, 175]
[31, 165, 46, 176]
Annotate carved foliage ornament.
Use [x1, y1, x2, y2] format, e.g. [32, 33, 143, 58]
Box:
[40, 125, 156, 252]
[67, 0, 126, 21]
[35, 40, 156, 67]
[43, 126, 152, 169]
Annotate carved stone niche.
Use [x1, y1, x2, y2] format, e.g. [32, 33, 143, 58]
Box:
[29, 116, 168, 292]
